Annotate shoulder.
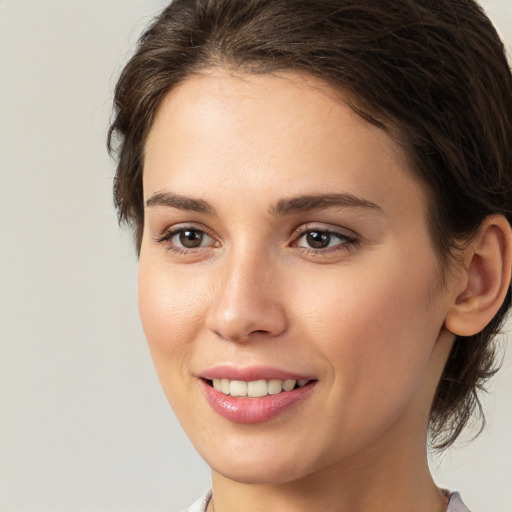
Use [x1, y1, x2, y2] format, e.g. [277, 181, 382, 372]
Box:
[446, 491, 471, 512]
[179, 490, 212, 512]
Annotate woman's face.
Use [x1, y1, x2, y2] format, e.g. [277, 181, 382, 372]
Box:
[139, 70, 458, 484]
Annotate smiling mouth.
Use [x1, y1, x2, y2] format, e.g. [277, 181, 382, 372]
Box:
[204, 378, 314, 398]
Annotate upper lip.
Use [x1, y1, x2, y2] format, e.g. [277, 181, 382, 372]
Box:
[200, 365, 315, 382]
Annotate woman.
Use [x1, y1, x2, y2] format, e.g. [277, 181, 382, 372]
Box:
[108, 1, 512, 510]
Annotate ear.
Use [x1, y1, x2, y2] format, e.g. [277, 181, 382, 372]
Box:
[445, 215, 512, 337]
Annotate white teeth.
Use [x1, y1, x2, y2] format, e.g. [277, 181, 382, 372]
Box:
[210, 378, 310, 397]
[267, 379, 283, 395]
[230, 380, 247, 397]
[247, 380, 268, 397]
[282, 379, 296, 391]
[221, 379, 230, 394]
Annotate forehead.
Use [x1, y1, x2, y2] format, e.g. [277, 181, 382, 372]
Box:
[143, 69, 426, 220]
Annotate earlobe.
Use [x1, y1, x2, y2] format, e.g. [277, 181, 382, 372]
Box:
[445, 215, 512, 337]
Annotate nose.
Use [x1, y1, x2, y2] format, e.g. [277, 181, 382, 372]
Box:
[205, 251, 288, 343]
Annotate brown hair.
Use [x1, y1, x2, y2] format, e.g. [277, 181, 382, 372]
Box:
[108, 0, 512, 449]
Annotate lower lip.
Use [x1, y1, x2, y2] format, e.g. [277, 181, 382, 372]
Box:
[201, 380, 316, 424]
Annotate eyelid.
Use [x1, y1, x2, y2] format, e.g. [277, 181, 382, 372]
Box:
[151, 221, 359, 256]
[153, 223, 219, 249]
[291, 222, 359, 241]
[290, 223, 360, 254]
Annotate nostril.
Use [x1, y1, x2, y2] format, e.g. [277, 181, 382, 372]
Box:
[205, 292, 288, 342]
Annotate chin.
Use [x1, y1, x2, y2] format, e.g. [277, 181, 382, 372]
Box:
[200, 440, 321, 485]
[210, 460, 309, 485]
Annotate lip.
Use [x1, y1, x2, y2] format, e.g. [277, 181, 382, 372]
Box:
[199, 366, 317, 424]
[201, 365, 315, 382]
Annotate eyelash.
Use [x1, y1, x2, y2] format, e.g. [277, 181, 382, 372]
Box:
[291, 225, 358, 255]
[154, 224, 359, 256]
[154, 225, 216, 255]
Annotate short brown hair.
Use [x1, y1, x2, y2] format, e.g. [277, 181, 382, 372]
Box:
[108, 0, 512, 449]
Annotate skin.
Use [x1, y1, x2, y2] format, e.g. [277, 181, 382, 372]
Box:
[138, 70, 468, 512]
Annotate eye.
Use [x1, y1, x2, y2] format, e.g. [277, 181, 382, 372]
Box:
[300, 231, 336, 249]
[293, 227, 357, 252]
[174, 229, 210, 249]
[154, 226, 217, 253]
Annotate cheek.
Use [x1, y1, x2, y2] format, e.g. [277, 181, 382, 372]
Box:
[295, 257, 440, 342]
[290, 252, 445, 410]
[137, 260, 208, 377]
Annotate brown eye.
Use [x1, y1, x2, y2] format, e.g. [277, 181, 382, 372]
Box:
[178, 230, 205, 248]
[295, 227, 357, 252]
[305, 231, 331, 249]
[155, 226, 217, 254]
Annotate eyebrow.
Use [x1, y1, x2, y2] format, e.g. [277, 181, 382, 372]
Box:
[145, 191, 383, 216]
[269, 193, 383, 216]
[145, 191, 215, 214]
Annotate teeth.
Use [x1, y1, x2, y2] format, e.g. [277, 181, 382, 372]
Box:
[282, 379, 296, 391]
[229, 380, 247, 397]
[268, 379, 283, 395]
[210, 378, 310, 397]
[247, 380, 267, 398]
[221, 379, 230, 394]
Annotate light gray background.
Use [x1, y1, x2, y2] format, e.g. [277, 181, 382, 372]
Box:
[0, 1, 511, 511]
